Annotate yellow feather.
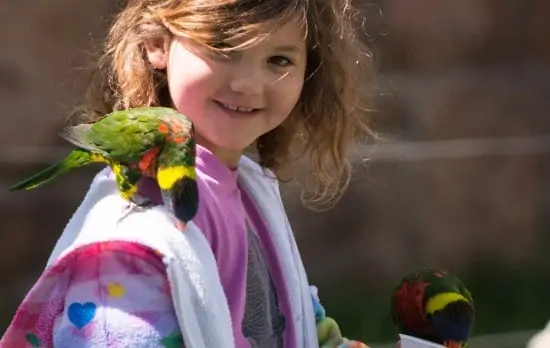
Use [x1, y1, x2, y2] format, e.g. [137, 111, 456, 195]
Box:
[118, 183, 138, 199]
[90, 153, 108, 163]
[111, 163, 137, 199]
[426, 292, 469, 315]
[157, 165, 196, 190]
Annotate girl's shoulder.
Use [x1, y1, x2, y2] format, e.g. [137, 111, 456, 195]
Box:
[239, 154, 275, 178]
[48, 167, 184, 265]
[238, 154, 280, 194]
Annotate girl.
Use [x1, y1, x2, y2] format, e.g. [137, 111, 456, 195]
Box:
[1, 0, 377, 346]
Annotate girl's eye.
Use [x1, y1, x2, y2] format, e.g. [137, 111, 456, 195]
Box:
[269, 56, 293, 67]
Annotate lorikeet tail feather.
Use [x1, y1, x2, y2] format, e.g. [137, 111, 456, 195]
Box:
[10, 148, 97, 191]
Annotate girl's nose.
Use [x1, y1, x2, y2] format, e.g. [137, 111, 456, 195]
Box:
[229, 62, 265, 96]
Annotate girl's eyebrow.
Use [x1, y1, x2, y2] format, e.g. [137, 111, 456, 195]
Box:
[273, 44, 303, 53]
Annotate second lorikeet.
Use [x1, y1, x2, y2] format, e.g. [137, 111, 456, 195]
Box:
[10, 106, 199, 225]
[391, 268, 475, 348]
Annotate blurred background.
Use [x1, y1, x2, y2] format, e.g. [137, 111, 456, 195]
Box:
[2, 0, 550, 347]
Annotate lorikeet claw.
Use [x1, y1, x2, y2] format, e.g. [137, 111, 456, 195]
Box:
[130, 195, 156, 210]
[118, 196, 156, 223]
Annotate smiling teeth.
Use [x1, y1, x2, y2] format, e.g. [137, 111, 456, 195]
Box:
[222, 103, 254, 113]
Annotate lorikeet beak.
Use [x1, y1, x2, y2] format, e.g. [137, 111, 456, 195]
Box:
[160, 190, 187, 231]
[444, 341, 461, 348]
[175, 219, 186, 231]
[160, 178, 198, 229]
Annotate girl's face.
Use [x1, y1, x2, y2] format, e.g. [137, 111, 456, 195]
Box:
[146, 20, 307, 167]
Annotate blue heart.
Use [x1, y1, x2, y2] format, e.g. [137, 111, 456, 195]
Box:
[68, 302, 97, 329]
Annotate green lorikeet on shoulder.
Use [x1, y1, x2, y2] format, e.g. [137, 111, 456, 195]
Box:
[10, 106, 198, 226]
[391, 268, 474, 348]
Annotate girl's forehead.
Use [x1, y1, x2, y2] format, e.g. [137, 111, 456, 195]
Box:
[227, 19, 307, 49]
[269, 20, 306, 43]
[183, 0, 307, 27]
[251, 16, 306, 39]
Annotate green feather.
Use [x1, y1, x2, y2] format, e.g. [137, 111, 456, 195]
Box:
[10, 148, 98, 191]
[61, 108, 166, 163]
[11, 106, 198, 222]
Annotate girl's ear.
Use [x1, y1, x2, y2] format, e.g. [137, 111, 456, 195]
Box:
[145, 37, 170, 69]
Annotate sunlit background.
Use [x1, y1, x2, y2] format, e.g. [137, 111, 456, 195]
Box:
[2, 1, 550, 347]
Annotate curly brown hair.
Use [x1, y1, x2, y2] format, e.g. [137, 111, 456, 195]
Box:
[74, 0, 375, 209]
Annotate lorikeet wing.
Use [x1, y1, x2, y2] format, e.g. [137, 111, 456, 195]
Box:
[60, 107, 167, 164]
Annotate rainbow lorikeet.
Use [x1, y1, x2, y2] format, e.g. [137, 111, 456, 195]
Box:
[10, 106, 198, 225]
[391, 268, 475, 348]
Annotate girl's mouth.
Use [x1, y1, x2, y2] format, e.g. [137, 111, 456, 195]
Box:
[214, 100, 262, 116]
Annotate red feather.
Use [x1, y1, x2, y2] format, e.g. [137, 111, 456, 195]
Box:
[392, 279, 435, 337]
